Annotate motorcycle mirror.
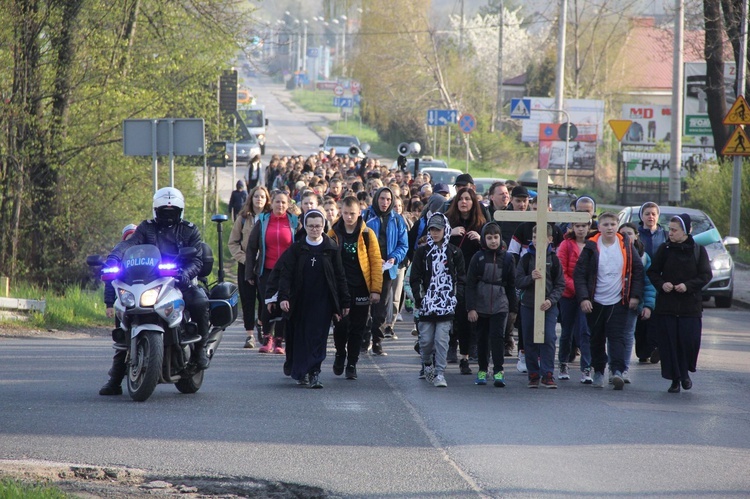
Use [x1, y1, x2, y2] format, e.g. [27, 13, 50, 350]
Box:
[86, 255, 103, 267]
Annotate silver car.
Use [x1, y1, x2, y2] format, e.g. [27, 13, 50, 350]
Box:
[617, 206, 739, 308]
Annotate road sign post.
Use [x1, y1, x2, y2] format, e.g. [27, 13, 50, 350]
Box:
[458, 114, 476, 172]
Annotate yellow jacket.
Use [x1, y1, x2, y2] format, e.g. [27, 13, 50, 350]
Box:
[328, 218, 384, 294]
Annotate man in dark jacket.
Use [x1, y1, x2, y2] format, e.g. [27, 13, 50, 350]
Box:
[104, 188, 211, 385]
[573, 212, 644, 390]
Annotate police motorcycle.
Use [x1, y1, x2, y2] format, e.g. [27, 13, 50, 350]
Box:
[87, 214, 237, 402]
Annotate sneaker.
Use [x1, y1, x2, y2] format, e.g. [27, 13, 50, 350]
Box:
[384, 326, 394, 339]
[424, 365, 435, 383]
[475, 371, 487, 385]
[258, 335, 274, 354]
[608, 372, 614, 384]
[516, 351, 527, 373]
[345, 365, 357, 380]
[418, 366, 426, 379]
[371, 343, 387, 356]
[447, 346, 458, 364]
[396, 313, 404, 322]
[273, 341, 285, 355]
[411, 328, 418, 337]
[296, 374, 309, 385]
[559, 363, 570, 380]
[541, 372, 558, 389]
[493, 371, 506, 388]
[243, 336, 255, 349]
[592, 371, 605, 388]
[580, 368, 593, 384]
[460, 358, 473, 375]
[527, 372, 540, 388]
[309, 373, 323, 389]
[612, 371, 624, 390]
[333, 353, 346, 376]
[433, 374, 448, 387]
[622, 370, 631, 384]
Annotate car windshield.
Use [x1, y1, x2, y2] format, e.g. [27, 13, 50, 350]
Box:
[631, 210, 713, 235]
[238, 109, 263, 128]
[327, 136, 358, 147]
[427, 170, 459, 185]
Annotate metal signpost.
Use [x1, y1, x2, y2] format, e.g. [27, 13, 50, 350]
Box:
[123, 118, 206, 193]
[427, 109, 458, 159]
[458, 113, 476, 172]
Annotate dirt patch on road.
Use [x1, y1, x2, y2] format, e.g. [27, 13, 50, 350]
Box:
[0, 460, 330, 498]
[0, 324, 109, 340]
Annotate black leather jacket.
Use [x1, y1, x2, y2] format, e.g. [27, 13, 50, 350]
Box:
[107, 219, 204, 280]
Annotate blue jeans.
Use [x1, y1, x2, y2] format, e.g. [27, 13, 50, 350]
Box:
[520, 304, 559, 376]
[615, 308, 639, 372]
[558, 296, 592, 371]
[585, 302, 629, 375]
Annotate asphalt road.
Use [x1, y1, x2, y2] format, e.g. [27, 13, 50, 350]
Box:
[2, 304, 750, 498]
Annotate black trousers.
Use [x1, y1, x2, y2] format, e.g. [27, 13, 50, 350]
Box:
[366, 271, 391, 347]
[334, 300, 370, 366]
[237, 262, 261, 331]
[476, 313, 507, 373]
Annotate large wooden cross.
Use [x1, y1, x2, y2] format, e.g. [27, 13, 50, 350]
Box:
[493, 170, 591, 343]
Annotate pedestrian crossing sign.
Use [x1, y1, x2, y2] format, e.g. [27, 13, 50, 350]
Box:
[723, 95, 750, 125]
[721, 126, 750, 156]
[510, 98, 531, 119]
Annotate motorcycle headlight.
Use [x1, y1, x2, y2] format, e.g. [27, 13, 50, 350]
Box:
[140, 286, 162, 307]
[712, 253, 732, 271]
[118, 289, 136, 308]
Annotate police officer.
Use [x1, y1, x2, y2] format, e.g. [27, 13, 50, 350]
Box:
[99, 188, 210, 395]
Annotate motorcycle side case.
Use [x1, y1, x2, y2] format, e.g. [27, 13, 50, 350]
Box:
[208, 282, 238, 328]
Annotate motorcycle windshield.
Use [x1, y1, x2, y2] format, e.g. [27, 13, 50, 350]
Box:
[121, 245, 162, 283]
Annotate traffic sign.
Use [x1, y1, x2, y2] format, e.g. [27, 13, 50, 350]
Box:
[721, 126, 750, 155]
[510, 98, 531, 119]
[609, 119, 633, 142]
[333, 85, 344, 96]
[723, 95, 750, 125]
[459, 114, 476, 134]
[306, 48, 319, 58]
[333, 97, 353, 108]
[558, 122, 578, 141]
[351, 81, 361, 94]
[219, 70, 238, 113]
[427, 109, 458, 127]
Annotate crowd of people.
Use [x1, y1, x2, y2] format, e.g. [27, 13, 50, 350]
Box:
[218, 149, 715, 393]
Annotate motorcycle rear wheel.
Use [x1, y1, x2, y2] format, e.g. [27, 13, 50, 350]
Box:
[127, 331, 163, 402]
[175, 369, 204, 394]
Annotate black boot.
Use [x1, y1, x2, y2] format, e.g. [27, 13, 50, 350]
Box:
[193, 342, 209, 370]
[99, 350, 126, 395]
[99, 378, 123, 395]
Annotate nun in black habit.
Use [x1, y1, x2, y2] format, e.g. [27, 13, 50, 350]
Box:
[277, 210, 350, 388]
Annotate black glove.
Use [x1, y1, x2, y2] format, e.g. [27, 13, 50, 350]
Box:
[178, 271, 192, 288]
[104, 257, 119, 269]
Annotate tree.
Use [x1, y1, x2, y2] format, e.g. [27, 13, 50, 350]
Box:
[0, 0, 255, 286]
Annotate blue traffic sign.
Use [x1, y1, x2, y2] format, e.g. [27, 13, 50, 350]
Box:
[333, 97, 353, 108]
[459, 114, 476, 134]
[307, 48, 319, 58]
[427, 109, 458, 127]
[510, 98, 532, 119]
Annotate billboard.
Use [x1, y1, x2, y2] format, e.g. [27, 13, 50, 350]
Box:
[538, 123, 597, 170]
[620, 104, 672, 145]
[622, 151, 714, 182]
[683, 62, 736, 146]
[521, 98, 605, 143]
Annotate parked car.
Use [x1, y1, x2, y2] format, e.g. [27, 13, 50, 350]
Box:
[418, 167, 461, 198]
[617, 206, 739, 308]
[473, 177, 508, 198]
[392, 156, 449, 175]
[320, 134, 360, 157]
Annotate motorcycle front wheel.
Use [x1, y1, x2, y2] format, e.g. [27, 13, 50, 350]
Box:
[127, 331, 164, 402]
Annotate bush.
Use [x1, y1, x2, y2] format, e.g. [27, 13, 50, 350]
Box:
[686, 159, 750, 251]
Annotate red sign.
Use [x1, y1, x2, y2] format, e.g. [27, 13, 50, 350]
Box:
[333, 85, 344, 96]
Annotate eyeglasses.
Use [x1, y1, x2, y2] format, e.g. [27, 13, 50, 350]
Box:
[306, 224, 324, 230]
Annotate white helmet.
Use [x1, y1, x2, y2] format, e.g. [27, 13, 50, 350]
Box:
[153, 187, 185, 226]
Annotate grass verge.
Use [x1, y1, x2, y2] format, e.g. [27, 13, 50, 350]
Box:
[0, 477, 69, 498]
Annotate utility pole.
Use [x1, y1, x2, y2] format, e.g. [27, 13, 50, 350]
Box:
[669, 0, 684, 205]
[730, 0, 748, 251]
[495, 0, 504, 132]
[459, 0, 465, 53]
[554, 0, 568, 122]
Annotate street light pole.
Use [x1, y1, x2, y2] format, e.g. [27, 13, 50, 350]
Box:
[340, 15, 347, 76]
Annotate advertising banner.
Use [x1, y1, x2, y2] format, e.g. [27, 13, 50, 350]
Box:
[522, 98, 605, 142]
[620, 104, 672, 144]
[538, 123, 597, 170]
[683, 62, 736, 146]
[622, 151, 715, 182]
